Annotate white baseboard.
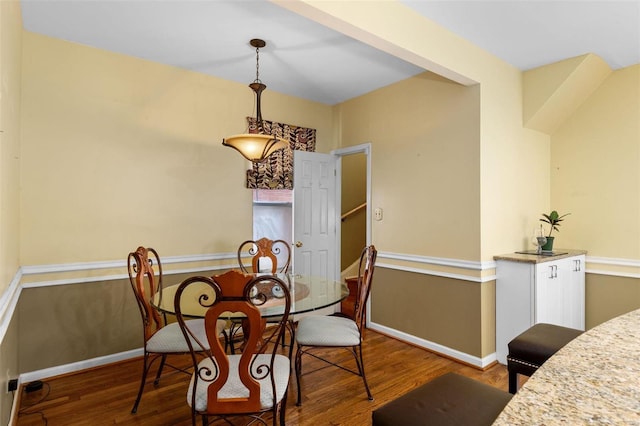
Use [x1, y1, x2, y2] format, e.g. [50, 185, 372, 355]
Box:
[9, 387, 20, 426]
[18, 348, 143, 384]
[368, 322, 497, 369]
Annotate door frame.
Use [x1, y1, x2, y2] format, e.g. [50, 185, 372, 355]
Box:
[332, 142, 372, 278]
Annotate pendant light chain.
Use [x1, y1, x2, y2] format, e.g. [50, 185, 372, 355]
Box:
[222, 38, 287, 163]
[254, 44, 262, 84]
[254, 44, 263, 133]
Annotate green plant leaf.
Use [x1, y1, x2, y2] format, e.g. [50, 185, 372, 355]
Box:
[540, 211, 570, 237]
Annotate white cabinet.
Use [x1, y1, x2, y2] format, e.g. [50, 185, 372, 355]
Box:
[495, 251, 586, 364]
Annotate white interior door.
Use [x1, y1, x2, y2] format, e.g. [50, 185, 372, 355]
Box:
[292, 151, 338, 280]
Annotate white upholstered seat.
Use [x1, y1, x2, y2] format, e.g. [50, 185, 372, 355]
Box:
[294, 245, 377, 406]
[296, 315, 360, 347]
[188, 354, 290, 412]
[146, 319, 219, 353]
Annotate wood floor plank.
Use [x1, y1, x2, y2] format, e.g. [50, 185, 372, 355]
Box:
[16, 330, 508, 425]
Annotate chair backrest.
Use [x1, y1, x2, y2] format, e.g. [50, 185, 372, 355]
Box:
[127, 246, 164, 342]
[174, 270, 291, 414]
[353, 245, 377, 331]
[237, 237, 291, 274]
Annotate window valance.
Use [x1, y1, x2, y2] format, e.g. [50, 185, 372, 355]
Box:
[246, 117, 316, 190]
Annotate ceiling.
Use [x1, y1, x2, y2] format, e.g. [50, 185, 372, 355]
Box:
[20, 0, 640, 106]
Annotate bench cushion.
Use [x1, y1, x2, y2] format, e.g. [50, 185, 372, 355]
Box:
[508, 323, 583, 368]
[372, 372, 512, 426]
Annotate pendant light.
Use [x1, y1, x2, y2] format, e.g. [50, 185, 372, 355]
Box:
[222, 39, 288, 163]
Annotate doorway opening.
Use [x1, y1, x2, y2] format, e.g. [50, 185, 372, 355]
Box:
[340, 152, 367, 272]
[252, 189, 292, 269]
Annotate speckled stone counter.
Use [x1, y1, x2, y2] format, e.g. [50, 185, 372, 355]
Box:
[493, 249, 587, 264]
[493, 308, 640, 425]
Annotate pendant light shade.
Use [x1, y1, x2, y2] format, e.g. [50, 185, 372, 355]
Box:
[222, 39, 288, 163]
[223, 133, 288, 162]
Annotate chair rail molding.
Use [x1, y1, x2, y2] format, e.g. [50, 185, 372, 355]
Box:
[21, 252, 238, 275]
[19, 252, 239, 288]
[585, 255, 640, 279]
[376, 251, 497, 283]
[0, 269, 22, 343]
[376, 252, 640, 282]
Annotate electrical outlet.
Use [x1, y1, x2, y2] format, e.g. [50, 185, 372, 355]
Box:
[5, 368, 18, 393]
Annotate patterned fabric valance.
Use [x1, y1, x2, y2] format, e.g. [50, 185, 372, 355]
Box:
[246, 117, 316, 190]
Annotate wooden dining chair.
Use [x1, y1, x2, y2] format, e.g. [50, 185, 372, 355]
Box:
[237, 237, 291, 274]
[234, 238, 293, 354]
[127, 246, 225, 414]
[294, 245, 377, 405]
[174, 270, 292, 426]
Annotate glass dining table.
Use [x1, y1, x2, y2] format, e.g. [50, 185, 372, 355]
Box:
[152, 272, 349, 319]
[152, 272, 348, 358]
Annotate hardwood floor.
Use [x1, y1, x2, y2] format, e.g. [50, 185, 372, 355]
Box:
[15, 330, 508, 425]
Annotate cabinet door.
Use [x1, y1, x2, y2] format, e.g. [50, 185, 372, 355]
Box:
[535, 262, 564, 325]
[567, 255, 586, 330]
[535, 256, 585, 330]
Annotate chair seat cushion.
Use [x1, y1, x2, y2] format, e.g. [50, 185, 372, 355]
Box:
[372, 372, 512, 426]
[296, 315, 360, 346]
[508, 323, 583, 367]
[188, 354, 290, 412]
[147, 319, 225, 353]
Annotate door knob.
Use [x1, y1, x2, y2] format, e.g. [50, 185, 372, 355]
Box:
[295, 241, 303, 248]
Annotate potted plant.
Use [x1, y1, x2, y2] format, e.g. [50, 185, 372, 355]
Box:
[539, 210, 570, 251]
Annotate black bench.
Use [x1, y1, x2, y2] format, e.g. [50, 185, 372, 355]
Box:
[507, 323, 583, 393]
[372, 372, 512, 426]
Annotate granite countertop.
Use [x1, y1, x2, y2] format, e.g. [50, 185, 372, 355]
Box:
[494, 249, 587, 264]
[492, 308, 640, 425]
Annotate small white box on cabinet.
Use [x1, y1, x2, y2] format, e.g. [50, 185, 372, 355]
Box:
[494, 250, 586, 364]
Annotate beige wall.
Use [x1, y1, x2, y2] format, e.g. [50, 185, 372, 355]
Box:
[337, 72, 496, 358]
[17, 279, 139, 372]
[551, 64, 640, 326]
[0, 1, 21, 293]
[0, 1, 22, 423]
[586, 274, 640, 328]
[339, 72, 482, 260]
[19, 32, 335, 267]
[523, 54, 612, 134]
[551, 65, 640, 259]
[16, 268, 238, 373]
[372, 268, 483, 356]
